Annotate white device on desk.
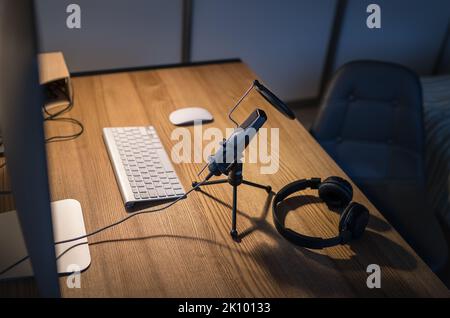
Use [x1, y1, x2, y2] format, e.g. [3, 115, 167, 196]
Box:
[103, 126, 186, 209]
[169, 107, 213, 125]
[0, 200, 91, 280]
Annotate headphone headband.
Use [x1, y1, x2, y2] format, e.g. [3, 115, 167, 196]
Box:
[272, 177, 357, 249]
[274, 178, 321, 203]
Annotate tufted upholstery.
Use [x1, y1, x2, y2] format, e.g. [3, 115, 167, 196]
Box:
[311, 61, 448, 272]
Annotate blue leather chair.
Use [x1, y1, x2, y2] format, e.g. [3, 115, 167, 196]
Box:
[311, 61, 448, 272]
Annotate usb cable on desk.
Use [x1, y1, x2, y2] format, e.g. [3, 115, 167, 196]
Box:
[0, 171, 214, 276]
[43, 81, 84, 143]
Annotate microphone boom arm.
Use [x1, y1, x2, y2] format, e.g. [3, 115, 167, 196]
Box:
[227, 81, 256, 127]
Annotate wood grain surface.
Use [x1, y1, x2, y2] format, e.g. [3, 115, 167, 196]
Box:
[1, 61, 448, 297]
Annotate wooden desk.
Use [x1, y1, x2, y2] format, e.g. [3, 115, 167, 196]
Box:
[1, 61, 449, 297]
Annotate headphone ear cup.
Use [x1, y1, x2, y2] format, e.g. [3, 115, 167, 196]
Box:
[339, 202, 369, 239]
[318, 176, 353, 208]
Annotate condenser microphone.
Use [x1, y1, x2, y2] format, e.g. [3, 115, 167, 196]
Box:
[208, 109, 267, 176]
[197, 79, 294, 178]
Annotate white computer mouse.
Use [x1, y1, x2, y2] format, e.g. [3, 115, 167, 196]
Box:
[169, 107, 213, 126]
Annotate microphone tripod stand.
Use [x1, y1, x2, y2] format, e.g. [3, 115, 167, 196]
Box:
[192, 162, 271, 242]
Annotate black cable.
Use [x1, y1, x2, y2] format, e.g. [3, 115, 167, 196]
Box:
[44, 81, 84, 143]
[44, 117, 84, 143]
[43, 81, 74, 119]
[55, 173, 212, 245]
[0, 172, 213, 276]
[0, 256, 29, 276]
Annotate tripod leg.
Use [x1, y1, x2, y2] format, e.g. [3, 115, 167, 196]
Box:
[242, 180, 272, 193]
[230, 183, 239, 241]
[192, 179, 228, 189]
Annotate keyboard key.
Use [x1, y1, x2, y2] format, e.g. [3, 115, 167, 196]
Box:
[174, 189, 184, 195]
[167, 172, 177, 179]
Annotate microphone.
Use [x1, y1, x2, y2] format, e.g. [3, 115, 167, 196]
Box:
[197, 79, 294, 179]
[208, 109, 267, 176]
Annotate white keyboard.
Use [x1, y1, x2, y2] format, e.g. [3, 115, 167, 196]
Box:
[103, 126, 185, 209]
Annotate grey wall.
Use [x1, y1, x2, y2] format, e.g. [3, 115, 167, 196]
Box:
[438, 26, 450, 74]
[191, 0, 337, 102]
[35, 0, 182, 73]
[34, 0, 450, 101]
[333, 0, 450, 75]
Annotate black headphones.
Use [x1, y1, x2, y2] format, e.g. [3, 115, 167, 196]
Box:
[272, 176, 370, 249]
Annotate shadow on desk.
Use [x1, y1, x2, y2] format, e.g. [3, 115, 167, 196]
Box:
[196, 189, 419, 296]
[29, 189, 419, 298]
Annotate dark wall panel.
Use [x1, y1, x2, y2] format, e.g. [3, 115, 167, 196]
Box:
[333, 0, 450, 75]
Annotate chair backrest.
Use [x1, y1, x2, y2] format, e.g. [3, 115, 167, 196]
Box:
[311, 60, 424, 156]
[310, 61, 450, 276]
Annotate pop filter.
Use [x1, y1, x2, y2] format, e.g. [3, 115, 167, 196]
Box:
[254, 80, 296, 120]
